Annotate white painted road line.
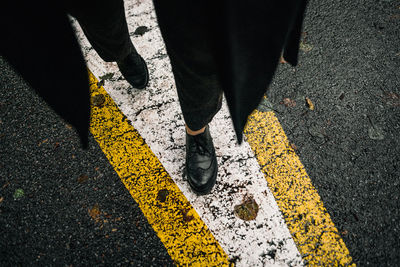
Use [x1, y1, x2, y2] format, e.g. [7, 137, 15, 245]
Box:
[73, 1, 303, 265]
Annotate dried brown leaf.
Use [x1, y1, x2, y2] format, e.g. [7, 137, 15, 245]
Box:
[234, 196, 259, 221]
[91, 94, 106, 107]
[300, 41, 313, 52]
[181, 209, 194, 222]
[157, 189, 169, 203]
[281, 98, 297, 107]
[306, 97, 315, 110]
[89, 204, 101, 221]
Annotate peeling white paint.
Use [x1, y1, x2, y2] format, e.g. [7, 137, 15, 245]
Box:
[72, 1, 303, 265]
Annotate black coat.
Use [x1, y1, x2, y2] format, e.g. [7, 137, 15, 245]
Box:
[154, 0, 308, 142]
[2, 0, 90, 147]
[1, 0, 307, 147]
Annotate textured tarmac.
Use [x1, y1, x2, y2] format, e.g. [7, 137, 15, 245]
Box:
[268, 0, 400, 265]
[1, 0, 399, 265]
[0, 58, 173, 265]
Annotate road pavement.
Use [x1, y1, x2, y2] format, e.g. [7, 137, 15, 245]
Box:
[1, 0, 399, 265]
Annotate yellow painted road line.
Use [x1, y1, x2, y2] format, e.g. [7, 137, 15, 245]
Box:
[244, 107, 354, 266]
[88, 70, 230, 266]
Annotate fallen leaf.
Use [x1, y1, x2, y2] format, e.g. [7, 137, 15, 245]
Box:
[341, 230, 348, 235]
[234, 196, 259, 221]
[53, 142, 60, 149]
[13, 189, 24, 199]
[89, 204, 101, 221]
[157, 189, 169, 203]
[111, 228, 118, 232]
[281, 98, 297, 107]
[181, 209, 194, 222]
[280, 55, 287, 64]
[91, 94, 106, 107]
[77, 174, 89, 184]
[306, 97, 315, 110]
[0, 196, 4, 203]
[300, 41, 313, 52]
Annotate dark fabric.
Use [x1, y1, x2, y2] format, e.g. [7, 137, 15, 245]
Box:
[1, 0, 135, 148]
[66, 0, 135, 62]
[153, 3, 223, 131]
[1, 0, 90, 148]
[154, 0, 308, 143]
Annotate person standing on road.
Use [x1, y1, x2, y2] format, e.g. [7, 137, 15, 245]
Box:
[153, 0, 308, 195]
[2, 0, 308, 196]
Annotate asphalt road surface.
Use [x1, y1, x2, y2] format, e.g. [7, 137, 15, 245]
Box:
[1, 0, 399, 266]
[268, 0, 400, 265]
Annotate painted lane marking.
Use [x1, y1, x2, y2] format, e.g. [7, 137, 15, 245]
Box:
[245, 105, 354, 266]
[73, 0, 351, 265]
[74, 10, 304, 267]
[88, 70, 230, 266]
[87, 62, 303, 265]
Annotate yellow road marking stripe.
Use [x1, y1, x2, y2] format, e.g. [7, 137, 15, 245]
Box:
[88, 70, 230, 266]
[244, 108, 354, 266]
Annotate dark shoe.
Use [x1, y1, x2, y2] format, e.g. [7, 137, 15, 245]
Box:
[117, 52, 149, 89]
[186, 125, 218, 195]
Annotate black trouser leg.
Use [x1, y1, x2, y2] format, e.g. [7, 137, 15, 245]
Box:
[153, 1, 223, 131]
[66, 0, 135, 62]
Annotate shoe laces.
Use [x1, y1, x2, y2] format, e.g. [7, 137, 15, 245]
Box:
[190, 135, 211, 156]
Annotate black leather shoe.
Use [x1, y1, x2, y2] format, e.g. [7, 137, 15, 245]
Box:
[186, 125, 218, 195]
[117, 52, 149, 89]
